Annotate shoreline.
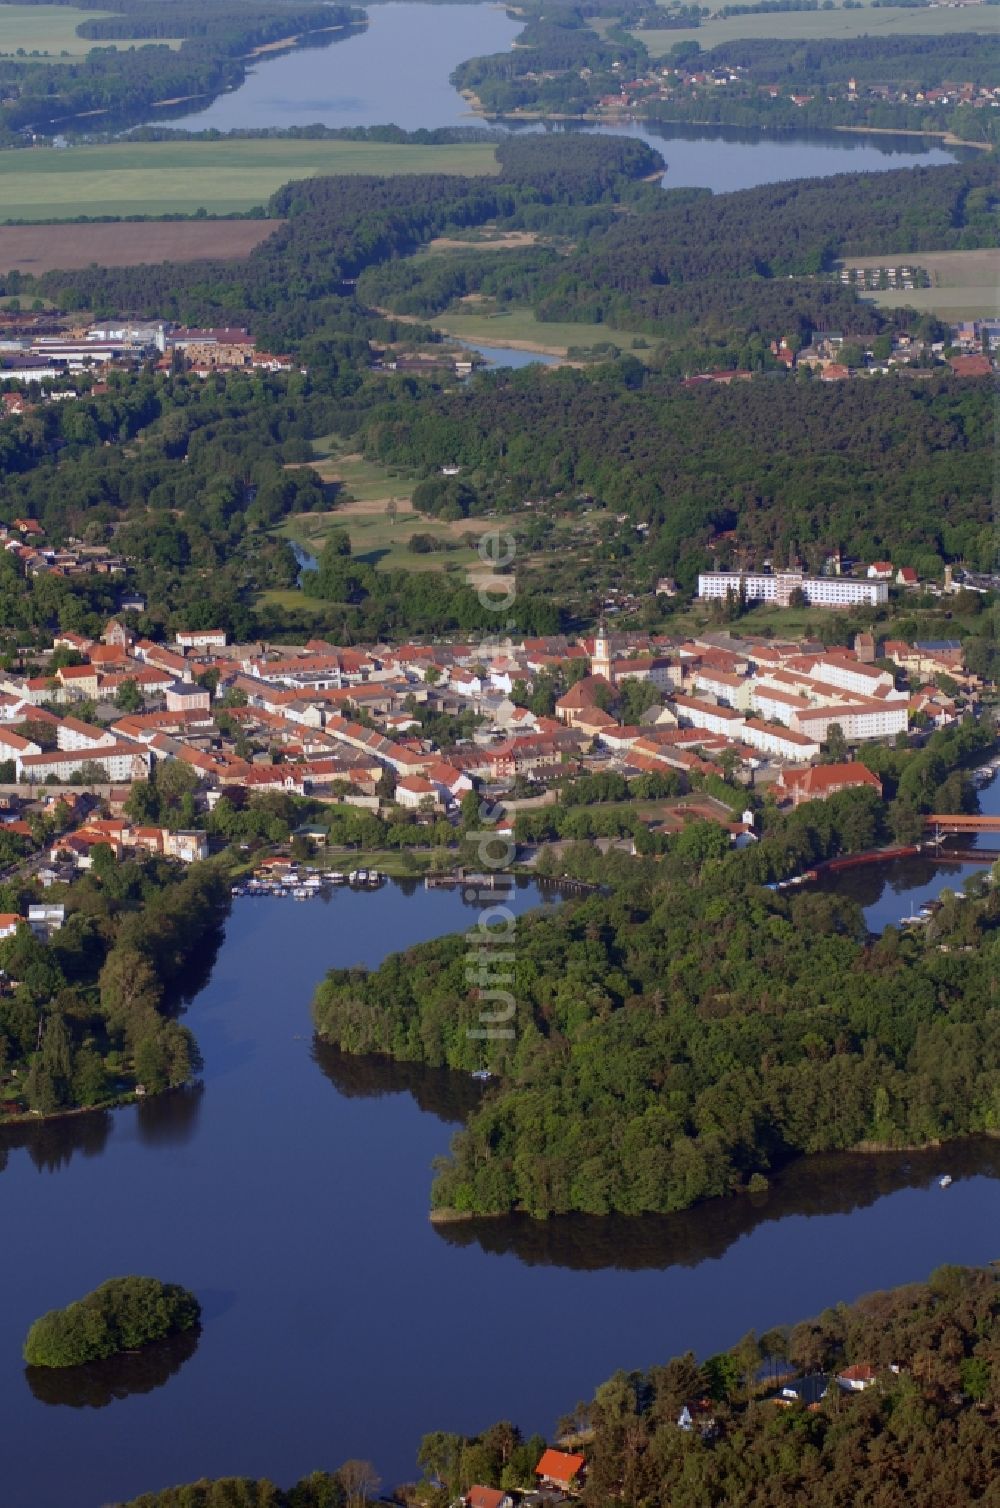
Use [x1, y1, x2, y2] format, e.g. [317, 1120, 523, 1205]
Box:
[464, 94, 993, 153]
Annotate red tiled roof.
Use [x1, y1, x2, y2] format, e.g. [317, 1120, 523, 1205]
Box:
[536, 1450, 585, 1485]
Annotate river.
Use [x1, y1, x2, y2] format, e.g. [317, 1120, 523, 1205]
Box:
[817, 765, 1000, 932]
[4, 857, 1000, 1507]
[148, 2, 972, 191]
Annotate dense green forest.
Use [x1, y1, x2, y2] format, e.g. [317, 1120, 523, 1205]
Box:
[358, 370, 995, 579]
[0, 850, 230, 1119]
[24, 1276, 200, 1367]
[0, 0, 363, 141]
[119, 1468, 382, 1508]
[312, 723, 1000, 1219]
[357, 157, 996, 347]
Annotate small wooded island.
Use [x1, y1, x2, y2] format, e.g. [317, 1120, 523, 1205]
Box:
[23, 1277, 200, 1369]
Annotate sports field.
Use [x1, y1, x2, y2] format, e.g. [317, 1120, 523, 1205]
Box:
[0, 139, 501, 221]
[0, 5, 182, 58]
[842, 248, 1000, 319]
[639, 2, 1000, 55]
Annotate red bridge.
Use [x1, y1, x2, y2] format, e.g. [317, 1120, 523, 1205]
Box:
[925, 814, 1000, 833]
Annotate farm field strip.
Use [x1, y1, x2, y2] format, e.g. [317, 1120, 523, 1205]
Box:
[0, 4, 183, 57]
[638, 3, 1000, 53]
[0, 218, 281, 272]
[0, 140, 500, 221]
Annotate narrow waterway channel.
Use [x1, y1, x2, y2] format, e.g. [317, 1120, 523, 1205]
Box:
[3, 867, 1000, 1507]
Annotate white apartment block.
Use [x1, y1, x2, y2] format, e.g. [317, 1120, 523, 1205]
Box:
[750, 685, 813, 727]
[698, 572, 889, 609]
[16, 743, 150, 783]
[56, 718, 117, 753]
[793, 703, 908, 743]
[670, 694, 746, 738]
[694, 669, 753, 710]
[743, 719, 821, 761]
[803, 656, 896, 699]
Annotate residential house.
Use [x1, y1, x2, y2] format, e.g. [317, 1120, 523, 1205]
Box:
[466, 1490, 513, 1508]
[837, 1363, 877, 1392]
[535, 1449, 586, 1492]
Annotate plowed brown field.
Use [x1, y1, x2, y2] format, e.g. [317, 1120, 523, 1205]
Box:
[0, 219, 280, 274]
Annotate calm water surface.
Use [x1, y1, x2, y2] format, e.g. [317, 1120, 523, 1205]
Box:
[816, 767, 1000, 931]
[151, 2, 969, 189]
[4, 874, 1000, 1507]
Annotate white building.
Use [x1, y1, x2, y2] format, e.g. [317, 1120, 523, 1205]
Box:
[56, 717, 117, 753]
[793, 702, 908, 744]
[698, 572, 888, 609]
[742, 719, 821, 761]
[804, 656, 896, 699]
[16, 742, 150, 783]
[670, 694, 746, 738]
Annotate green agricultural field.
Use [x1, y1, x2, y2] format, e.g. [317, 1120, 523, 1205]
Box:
[0, 5, 183, 59]
[0, 139, 501, 221]
[639, 3, 1000, 55]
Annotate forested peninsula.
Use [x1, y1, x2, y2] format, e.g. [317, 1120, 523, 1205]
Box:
[313, 723, 1000, 1220]
[0, 849, 229, 1120]
[116, 1264, 1000, 1507]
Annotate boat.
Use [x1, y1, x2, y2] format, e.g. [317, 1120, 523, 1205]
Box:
[327, 871, 347, 885]
[939, 1175, 953, 1188]
[349, 870, 367, 885]
[366, 870, 384, 887]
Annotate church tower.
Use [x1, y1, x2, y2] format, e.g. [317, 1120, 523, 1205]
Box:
[592, 623, 612, 683]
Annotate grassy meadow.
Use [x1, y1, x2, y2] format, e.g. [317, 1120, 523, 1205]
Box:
[427, 304, 654, 357]
[0, 139, 500, 221]
[0, 4, 183, 58]
[280, 447, 522, 578]
[639, 2, 1000, 55]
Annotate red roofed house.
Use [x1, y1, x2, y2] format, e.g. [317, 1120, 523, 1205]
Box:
[466, 1490, 513, 1508]
[947, 354, 992, 378]
[0, 912, 22, 940]
[895, 567, 918, 587]
[776, 762, 882, 807]
[395, 774, 442, 811]
[535, 1450, 586, 1491]
[837, 1362, 878, 1392]
[867, 562, 893, 580]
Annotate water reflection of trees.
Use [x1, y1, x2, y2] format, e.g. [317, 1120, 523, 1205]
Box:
[0, 1084, 202, 1175]
[136, 1083, 203, 1147]
[432, 1141, 1000, 1272]
[814, 856, 973, 916]
[311, 1040, 483, 1124]
[0, 1109, 113, 1176]
[25, 1326, 200, 1409]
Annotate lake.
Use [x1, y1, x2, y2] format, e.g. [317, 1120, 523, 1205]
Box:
[4, 870, 1000, 1507]
[150, 2, 971, 192]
